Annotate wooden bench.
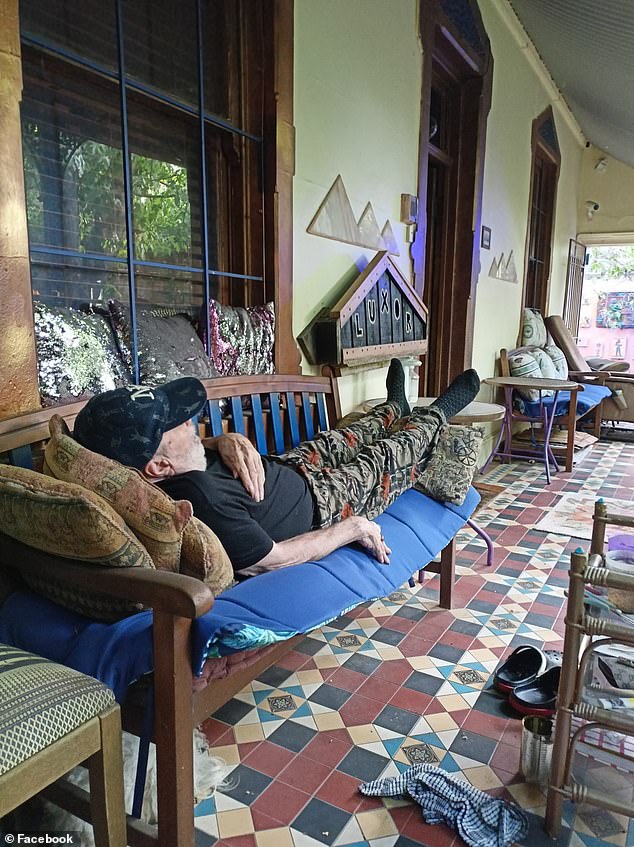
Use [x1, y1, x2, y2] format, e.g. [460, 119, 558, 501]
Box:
[0, 372, 461, 847]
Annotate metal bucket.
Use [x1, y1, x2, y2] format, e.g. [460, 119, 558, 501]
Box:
[520, 715, 553, 785]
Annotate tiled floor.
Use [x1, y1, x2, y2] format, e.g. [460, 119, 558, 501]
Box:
[196, 441, 634, 847]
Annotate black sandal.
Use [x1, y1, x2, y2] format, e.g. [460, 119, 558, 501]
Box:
[509, 665, 561, 717]
[493, 645, 547, 693]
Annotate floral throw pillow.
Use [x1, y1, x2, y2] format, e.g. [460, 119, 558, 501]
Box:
[415, 424, 484, 505]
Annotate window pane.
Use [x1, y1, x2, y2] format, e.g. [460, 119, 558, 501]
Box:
[21, 49, 125, 260]
[134, 266, 203, 313]
[123, 0, 199, 108]
[127, 92, 202, 268]
[205, 127, 263, 281]
[30, 251, 128, 309]
[204, 0, 263, 135]
[19, 0, 117, 71]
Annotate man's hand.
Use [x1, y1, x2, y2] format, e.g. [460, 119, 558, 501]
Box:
[214, 433, 265, 501]
[243, 515, 391, 572]
[354, 516, 391, 564]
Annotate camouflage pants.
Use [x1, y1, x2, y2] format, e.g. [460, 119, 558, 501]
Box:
[277, 402, 446, 528]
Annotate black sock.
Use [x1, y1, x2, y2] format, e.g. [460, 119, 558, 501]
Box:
[430, 369, 480, 420]
[385, 358, 410, 416]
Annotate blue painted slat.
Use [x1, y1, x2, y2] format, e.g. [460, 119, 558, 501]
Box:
[269, 393, 285, 454]
[250, 394, 268, 455]
[231, 396, 246, 434]
[316, 392, 329, 432]
[208, 400, 223, 436]
[8, 445, 33, 469]
[301, 392, 314, 440]
[285, 392, 301, 448]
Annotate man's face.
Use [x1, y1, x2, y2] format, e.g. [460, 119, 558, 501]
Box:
[157, 418, 207, 475]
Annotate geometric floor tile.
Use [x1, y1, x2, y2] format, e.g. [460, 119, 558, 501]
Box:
[195, 443, 634, 847]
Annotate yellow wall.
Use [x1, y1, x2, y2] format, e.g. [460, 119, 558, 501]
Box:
[578, 147, 634, 236]
[472, 0, 584, 401]
[293, 0, 422, 411]
[294, 0, 585, 421]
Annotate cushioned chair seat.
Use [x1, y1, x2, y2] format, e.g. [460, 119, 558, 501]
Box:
[0, 643, 116, 775]
[0, 486, 480, 699]
[520, 382, 611, 418]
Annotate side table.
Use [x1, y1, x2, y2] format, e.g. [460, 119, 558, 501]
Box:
[353, 396, 506, 567]
[481, 376, 581, 484]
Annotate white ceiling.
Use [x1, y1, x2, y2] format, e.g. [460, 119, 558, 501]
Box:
[509, 0, 634, 168]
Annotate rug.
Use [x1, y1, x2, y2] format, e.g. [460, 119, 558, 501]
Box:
[534, 493, 633, 540]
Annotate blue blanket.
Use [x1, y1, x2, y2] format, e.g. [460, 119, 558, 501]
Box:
[0, 487, 479, 701]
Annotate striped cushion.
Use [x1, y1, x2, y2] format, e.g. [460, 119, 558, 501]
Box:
[545, 344, 569, 380]
[507, 351, 553, 401]
[521, 308, 548, 347]
[0, 643, 115, 775]
[532, 348, 559, 380]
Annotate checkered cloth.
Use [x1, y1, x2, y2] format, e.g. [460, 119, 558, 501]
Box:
[359, 764, 528, 847]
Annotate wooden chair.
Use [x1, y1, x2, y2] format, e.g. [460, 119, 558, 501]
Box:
[545, 314, 634, 426]
[0, 373, 462, 847]
[498, 345, 605, 472]
[0, 644, 126, 846]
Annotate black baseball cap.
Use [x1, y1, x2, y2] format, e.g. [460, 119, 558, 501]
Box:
[73, 378, 207, 469]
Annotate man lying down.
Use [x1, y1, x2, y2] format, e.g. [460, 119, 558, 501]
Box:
[73, 361, 479, 578]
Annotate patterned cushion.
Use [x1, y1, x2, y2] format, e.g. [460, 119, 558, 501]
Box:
[507, 351, 552, 401]
[202, 300, 275, 376]
[180, 516, 234, 595]
[545, 344, 569, 380]
[532, 348, 559, 381]
[520, 308, 548, 348]
[46, 416, 192, 571]
[0, 643, 115, 775]
[0, 464, 154, 619]
[109, 299, 216, 385]
[415, 425, 484, 506]
[34, 301, 132, 406]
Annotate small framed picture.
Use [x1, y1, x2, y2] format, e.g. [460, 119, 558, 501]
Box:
[481, 225, 491, 250]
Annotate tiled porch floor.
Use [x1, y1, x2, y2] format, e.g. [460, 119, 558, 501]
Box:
[196, 441, 634, 847]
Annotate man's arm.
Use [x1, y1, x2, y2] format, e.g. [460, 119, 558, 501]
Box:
[205, 433, 265, 501]
[236, 516, 391, 576]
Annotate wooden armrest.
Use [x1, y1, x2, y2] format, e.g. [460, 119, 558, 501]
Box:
[568, 370, 605, 381]
[571, 370, 634, 384]
[0, 535, 214, 620]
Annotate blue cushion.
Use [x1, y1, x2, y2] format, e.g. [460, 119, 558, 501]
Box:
[0, 486, 479, 699]
[520, 382, 611, 418]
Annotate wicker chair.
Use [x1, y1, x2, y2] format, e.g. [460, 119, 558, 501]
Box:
[0, 644, 126, 846]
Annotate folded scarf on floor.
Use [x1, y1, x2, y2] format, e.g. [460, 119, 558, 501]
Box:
[359, 764, 528, 847]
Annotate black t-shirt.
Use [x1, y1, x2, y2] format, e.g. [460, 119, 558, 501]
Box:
[158, 453, 314, 570]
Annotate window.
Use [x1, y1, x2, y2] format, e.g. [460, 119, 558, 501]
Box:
[523, 108, 560, 315]
[20, 0, 267, 381]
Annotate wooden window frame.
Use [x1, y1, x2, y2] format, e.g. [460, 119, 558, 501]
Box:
[522, 107, 561, 316]
[18, 0, 297, 388]
[414, 0, 492, 391]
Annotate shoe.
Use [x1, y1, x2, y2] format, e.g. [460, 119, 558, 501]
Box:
[509, 665, 561, 717]
[493, 645, 547, 693]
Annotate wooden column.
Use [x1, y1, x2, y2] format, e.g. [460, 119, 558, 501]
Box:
[0, 0, 39, 419]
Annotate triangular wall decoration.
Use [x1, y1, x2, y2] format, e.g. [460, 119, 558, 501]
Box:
[381, 220, 400, 256]
[307, 174, 360, 244]
[307, 174, 400, 256]
[357, 203, 385, 250]
[488, 251, 518, 284]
